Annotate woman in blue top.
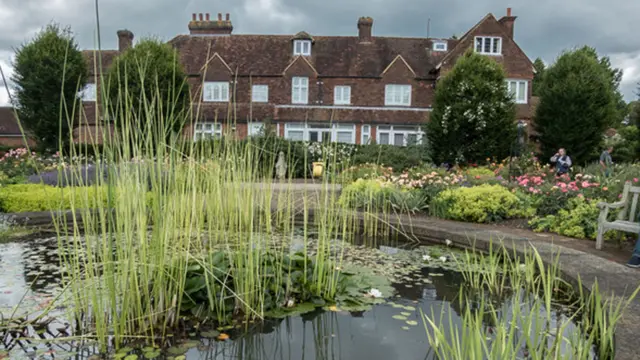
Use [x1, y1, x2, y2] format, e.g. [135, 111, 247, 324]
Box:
[550, 148, 572, 176]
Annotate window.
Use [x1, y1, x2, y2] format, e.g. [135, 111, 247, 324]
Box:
[506, 80, 528, 104]
[80, 83, 97, 102]
[334, 86, 351, 105]
[293, 40, 311, 56]
[384, 85, 411, 106]
[432, 41, 447, 52]
[475, 37, 502, 55]
[376, 125, 423, 147]
[251, 85, 269, 103]
[248, 122, 264, 136]
[361, 125, 371, 144]
[203, 82, 229, 102]
[193, 123, 222, 141]
[284, 123, 355, 144]
[292, 77, 309, 104]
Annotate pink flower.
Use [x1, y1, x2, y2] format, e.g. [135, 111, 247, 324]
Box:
[634, 178, 638, 183]
[529, 187, 535, 192]
[602, 187, 608, 191]
[561, 188, 568, 193]
[577, 193, 584, 198]
[619, 194, 623, 199]
[581, 181, 590, 188]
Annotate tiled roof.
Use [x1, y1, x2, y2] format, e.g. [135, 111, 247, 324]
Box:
[169, 35, 457, 79]
[0, 107, 23, 135]
[83, 50, 119, 76]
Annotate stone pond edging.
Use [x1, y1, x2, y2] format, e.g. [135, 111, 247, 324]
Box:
[6, 207, 640, 359]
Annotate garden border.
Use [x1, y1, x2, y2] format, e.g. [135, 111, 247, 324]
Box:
[5, 207, 640, 359]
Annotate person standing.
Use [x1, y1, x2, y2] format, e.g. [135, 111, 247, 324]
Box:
[550, 148, 572, 176]
[600, 146, 614, 177]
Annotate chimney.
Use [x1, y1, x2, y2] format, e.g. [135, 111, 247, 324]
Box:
[498, 7, 517, 39]
[117, 29, 134, 52]
[357, 17, 373, 43]
[189, 12, 234, 35]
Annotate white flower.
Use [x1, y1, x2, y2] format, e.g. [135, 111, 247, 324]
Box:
[423, 254, 432, 261]
[445, 239, 452, 247]
[285, 299, 295, 308]
[439, 256, 447, 262]
[367, 288, 383, 298]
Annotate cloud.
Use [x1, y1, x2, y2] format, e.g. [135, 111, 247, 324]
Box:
[0, 0, 638, 106]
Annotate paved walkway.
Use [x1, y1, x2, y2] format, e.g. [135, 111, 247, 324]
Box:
[382, 214, 640, 360]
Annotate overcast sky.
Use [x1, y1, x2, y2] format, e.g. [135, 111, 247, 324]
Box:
[0, 0, 639, 105]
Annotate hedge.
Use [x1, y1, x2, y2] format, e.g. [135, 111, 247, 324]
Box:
[0, 184, 113, 213]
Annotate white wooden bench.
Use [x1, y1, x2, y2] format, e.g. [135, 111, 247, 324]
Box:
[596, 182, 640, 250]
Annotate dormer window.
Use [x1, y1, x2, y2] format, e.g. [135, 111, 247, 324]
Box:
[432, 41, 447, 52]
[293, 40, 311, 56]
[475, 36, 502, 55]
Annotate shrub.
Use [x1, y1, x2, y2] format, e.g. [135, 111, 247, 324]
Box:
[339, 179, 396, 212]
[338, 164, 392, 184]
[430, 184, 534, 223]
[0, 184, 111, 213]
[529, 197, 602, 240]
[350, 144, 430, 172]
[465, 167, 495, 178]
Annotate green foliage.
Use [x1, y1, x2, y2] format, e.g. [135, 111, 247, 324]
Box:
[604, 126, 639, 163]
[350, 144, 430, 172]
[427, 50, 517, 164]
[0, 184, 110, 212]
[532, 58, 546, 96]
[106, 39, 190, 135]
[465, 167, 495, 178]
[430, 184, 534, 223]
[11, 24, 88, 151]
[529, 197, 602, 239]
[339, 179, 395, 212]
[535, 47, 620, 165]
[338, 164, 392, 184]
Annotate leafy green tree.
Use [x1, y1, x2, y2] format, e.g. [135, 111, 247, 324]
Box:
[105, 39, 190, 137]
[534, 47, 618, 165]
[427, 50, 516, 164]
[11, 24, 87, 151]
[532, 57, 545, 96]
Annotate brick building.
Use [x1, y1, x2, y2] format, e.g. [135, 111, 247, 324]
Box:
[77, 7, 535, 146]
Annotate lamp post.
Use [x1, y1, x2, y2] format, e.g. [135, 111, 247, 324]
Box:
[508, 120, 528, 182]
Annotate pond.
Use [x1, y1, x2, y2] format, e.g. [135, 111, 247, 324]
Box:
[0, 232, 592, 359]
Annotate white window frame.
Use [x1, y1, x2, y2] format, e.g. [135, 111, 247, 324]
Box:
[80, 83, 97, 102]
[291, 77, 309, 104]
[248, 122, 264, 136]
[203, 81, 230, 102]
[474, 36, 502, 56]
[506, 79, 528, 104]
[432, 41, 448, 52]
[334, 86, 351, 105]
[361, 125, 371, 145]
[293, 40, 311, 56]
[284, 123, 356, 144]
[376, 125, 424, 147]
[193, 122, 222, 141]
[251, 85, 269, 103]
[384, 84, 412, 106]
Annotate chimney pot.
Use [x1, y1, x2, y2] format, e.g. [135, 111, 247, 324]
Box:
[357, 17, 373, 43]
[206, 13, 210, 21]
[225, 13, 230, 21]
[218, 13, 222, 21]
[117, 29, 134, 52]
[198, 13, 203, 21]
[192, 13, 196, 21]
[507, 7, 512, 16]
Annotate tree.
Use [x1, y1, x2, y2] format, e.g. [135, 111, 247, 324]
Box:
[105, 39, 190, 138]
[11, 24, 87, 151]
[427, 50, 516, 164]
[534, 47, 618, 165]
[532, 58, 545, 96]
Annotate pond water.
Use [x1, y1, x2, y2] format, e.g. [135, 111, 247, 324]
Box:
[0, 234, 589, 359]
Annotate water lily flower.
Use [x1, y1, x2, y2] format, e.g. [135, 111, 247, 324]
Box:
[445, 239, 452, 246]
[423, 254, 432, 261]
[439, 256, 447, 262]
[367, 288, 383, 298]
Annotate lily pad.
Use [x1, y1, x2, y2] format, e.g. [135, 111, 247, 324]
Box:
[403, 306, 416, 311]
[406, 320, 418, 326]
[400, 312, 411, 316]
[392, 315, 408, 320]
[143, 351, 161, 359]
[124, 356, 138, 360]
[201, 330, 220, 338]
[401, 326, 410, 331]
